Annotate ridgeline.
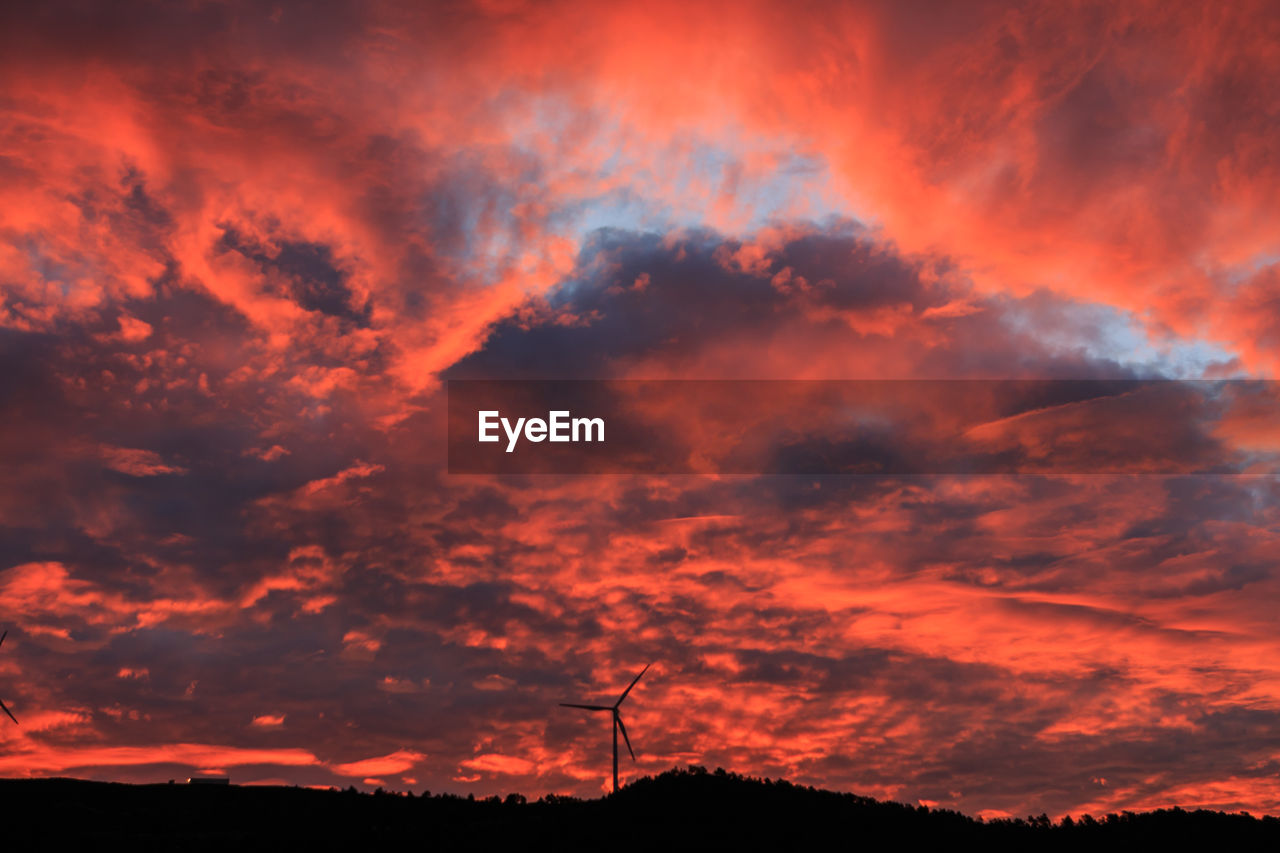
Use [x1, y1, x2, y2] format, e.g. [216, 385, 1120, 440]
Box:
[1, 766, 1275, 849]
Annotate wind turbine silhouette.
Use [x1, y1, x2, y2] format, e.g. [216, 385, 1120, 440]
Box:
[1, 631, 17, 726]
[560, 664, 649, 794]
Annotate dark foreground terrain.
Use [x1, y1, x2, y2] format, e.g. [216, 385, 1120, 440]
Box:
[1, 766, 1276, 850]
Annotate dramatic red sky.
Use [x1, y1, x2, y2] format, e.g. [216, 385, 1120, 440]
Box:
[3, 0, 1280, 819]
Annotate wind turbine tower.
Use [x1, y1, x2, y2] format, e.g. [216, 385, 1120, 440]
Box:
[560, 664, 650, 793]
[1, 631, 17, 726]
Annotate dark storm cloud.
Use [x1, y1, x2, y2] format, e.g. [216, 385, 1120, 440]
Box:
[217, 230, 372, 327]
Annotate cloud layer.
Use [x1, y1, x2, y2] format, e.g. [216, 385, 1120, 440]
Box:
[2, 0, 1280, 819]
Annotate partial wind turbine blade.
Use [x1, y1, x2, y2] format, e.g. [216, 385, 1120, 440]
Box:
[615, 713, 635, 761]
[560, 703, 613, 711]
[614, 663, 650, 707]
[0, 699, 16, 726]
[0, 630, 6, 648]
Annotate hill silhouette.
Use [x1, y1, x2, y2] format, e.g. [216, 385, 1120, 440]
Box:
[1, 766, 1276, 849]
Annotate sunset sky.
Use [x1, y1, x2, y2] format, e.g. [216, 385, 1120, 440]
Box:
[3, 0, 1280, 819]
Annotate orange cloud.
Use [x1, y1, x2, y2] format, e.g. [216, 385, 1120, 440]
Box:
[0, 744, 321, 775]
[332, 750, 427, 778]
[460, 754, 536, 776]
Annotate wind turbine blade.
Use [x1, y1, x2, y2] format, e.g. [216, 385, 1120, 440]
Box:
[614, 663, 650, 707]
[615, 713, 635, 761]
[0, 630, 6, 648]
[0, 699, 16, 726]
[559, 703, 613, 711]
